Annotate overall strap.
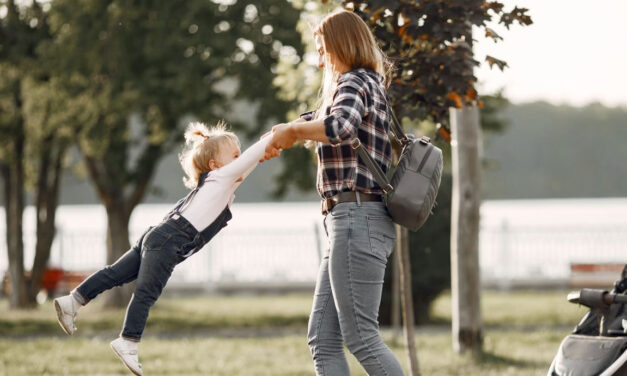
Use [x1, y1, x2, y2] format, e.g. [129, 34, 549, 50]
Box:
[180, 204, 232, 258]
[164, 171, 210, 220]
[199, 205, 232, 241]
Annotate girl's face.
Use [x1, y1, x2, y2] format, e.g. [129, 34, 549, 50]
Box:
[210, 141, 240, 170]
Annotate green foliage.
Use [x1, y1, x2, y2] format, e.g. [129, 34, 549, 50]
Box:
[40, 0, 303, 211]
[344, 0, 532, 124]
[0, 0, 50, 163]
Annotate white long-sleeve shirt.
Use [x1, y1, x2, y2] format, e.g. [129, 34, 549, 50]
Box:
[179, 136, 271, 231]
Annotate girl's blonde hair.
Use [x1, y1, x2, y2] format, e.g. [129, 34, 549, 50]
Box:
[314, 10, 393, 120]
[179, 121, 239, 189]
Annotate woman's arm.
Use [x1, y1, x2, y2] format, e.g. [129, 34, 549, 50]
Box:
[260, 119, 326, 161]
[263, 76, 366, 160]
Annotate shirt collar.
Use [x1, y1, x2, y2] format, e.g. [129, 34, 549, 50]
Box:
[341, 67, 383, 83]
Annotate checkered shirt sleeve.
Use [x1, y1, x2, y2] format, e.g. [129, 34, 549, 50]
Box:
[309, 69, 393, 199]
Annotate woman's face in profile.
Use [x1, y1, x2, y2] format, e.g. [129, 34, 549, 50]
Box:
[314, 34, 325, 69]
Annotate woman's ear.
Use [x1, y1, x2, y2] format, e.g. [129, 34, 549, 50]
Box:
[208, 159, 219, 171]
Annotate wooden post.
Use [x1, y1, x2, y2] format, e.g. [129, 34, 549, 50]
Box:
[397, 224, 421, 375]
[450, 105, 483, 354]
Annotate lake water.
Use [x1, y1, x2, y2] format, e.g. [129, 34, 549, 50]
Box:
[0, 198, 625, 290]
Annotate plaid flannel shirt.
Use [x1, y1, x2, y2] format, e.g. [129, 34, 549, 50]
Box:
[301, 68, 393, 199]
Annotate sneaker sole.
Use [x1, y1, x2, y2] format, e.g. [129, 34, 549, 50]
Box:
[53, 299, 73, 336]
[110, 343, 142, 376]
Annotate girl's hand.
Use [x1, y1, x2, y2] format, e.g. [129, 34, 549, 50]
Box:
[261, 123, 298, 162]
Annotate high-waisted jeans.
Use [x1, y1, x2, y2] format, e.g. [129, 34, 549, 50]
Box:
[308, 201, 405, 376]
[72, 214, 198, 341]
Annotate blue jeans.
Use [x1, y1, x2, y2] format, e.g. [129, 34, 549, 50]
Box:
[72, 215, 197, 341]
[308, 201, 405, 376]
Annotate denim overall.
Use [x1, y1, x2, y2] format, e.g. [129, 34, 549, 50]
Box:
[73, 172, 231, 341]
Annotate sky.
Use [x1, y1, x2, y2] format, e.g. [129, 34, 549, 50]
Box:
[473, 0, 627, 108]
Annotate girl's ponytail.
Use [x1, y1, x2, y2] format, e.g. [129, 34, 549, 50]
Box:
[184, 122, 211, 146]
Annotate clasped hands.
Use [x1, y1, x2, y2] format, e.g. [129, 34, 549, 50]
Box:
[259, 119, 304, 163]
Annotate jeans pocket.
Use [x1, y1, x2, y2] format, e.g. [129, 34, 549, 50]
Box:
[143, 227, 173, 252]
[367, 215, 396, 262]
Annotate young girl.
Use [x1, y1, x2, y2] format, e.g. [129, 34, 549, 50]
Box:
[54, 121, 271, 376]
[264, 10, 405, 376]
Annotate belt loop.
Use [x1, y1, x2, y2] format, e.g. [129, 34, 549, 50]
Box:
[356, 191, 361, 206]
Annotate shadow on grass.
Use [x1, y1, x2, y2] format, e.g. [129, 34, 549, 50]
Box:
[476, 350, 547, 369]
[0, 319, 60, 337]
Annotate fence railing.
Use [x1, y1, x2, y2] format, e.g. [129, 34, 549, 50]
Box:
[1, 201, 626, 291]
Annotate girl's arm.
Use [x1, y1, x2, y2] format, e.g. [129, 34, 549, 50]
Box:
[213, 136, 272, 183]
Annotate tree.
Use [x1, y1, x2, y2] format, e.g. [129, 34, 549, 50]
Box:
[0, 0, 72, 308]
[44, 0, 303, 306]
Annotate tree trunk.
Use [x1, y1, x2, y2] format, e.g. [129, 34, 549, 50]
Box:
[102, 203, 134, 308]
[397, 224, 421, 376]
[1, 132, 29, 308]
[29, 139, 66, 302]
[450, 105, 483, 354]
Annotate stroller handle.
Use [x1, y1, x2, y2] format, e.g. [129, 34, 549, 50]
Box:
[567, 289, 627, 308]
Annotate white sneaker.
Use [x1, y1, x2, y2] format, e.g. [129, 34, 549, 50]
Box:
[110, 337, 143, 376]
[53, 295, 79, 335]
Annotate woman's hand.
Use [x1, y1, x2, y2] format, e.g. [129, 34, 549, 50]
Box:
[260, 122, 299, 162]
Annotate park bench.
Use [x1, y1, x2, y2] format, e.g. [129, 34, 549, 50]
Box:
[569, 263, 625, 287]
[1, 268, 93, 300]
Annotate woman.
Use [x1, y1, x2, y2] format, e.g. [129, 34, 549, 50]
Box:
[263, 10, 404, 376]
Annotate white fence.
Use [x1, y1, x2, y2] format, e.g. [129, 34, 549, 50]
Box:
[1, 199, 626, 291]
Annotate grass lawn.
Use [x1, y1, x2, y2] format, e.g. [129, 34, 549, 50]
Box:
[0, 290, 588, 375]
[0, 330, 567, 375]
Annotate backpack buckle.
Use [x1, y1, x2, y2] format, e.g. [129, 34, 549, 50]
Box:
[382, 184, 394, 194]
[350, 138, 361, 149]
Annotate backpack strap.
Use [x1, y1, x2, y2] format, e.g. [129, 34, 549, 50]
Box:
[376, 85, 412, 147]
[351, 139, 394, 194]
[349, 85, 407, 195]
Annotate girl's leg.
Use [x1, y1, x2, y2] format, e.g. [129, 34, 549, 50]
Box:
[72, 227, 153, 305]
[328, 203, 404, 376]
[307, 254, 350, 375]
[120, 244, 181, 341]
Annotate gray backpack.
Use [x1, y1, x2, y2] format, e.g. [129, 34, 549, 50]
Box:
[351, 97, 443, 231]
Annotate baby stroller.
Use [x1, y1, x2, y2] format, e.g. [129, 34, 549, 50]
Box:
[547, 264, 627, 376]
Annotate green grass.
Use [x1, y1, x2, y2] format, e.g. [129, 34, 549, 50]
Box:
[431, 289, 588, 327]
[0, 293, 314, 336]
[0, 290, 589, 375]
[0, 330, 567, 375]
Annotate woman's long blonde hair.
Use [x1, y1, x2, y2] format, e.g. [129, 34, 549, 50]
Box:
[179, 121, 239, 189]
[314, 10, 392, 120]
